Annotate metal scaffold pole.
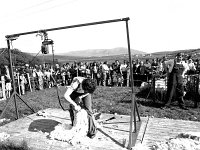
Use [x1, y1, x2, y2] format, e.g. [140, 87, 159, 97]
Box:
[0, 39, 35, 120]
[125, 19, 141, 149]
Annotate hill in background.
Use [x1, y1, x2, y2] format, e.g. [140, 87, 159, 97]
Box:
[36, 47, 146, 63]
[151, 48, 200, 58]
[1, 47, 200, 66]
[58, 47, 146, 57]
[0, 48, 44, 66]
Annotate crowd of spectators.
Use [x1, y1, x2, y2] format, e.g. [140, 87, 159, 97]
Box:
[1, 55, 200, 98]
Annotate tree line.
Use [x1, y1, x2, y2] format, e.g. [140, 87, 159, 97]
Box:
[0, 48, 53, 67]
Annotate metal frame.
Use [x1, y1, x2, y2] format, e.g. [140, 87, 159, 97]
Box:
[4, 17, 140, 148]
[0, 40, 35, 120]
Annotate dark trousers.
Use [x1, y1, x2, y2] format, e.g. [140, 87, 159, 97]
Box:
[122, 71, 127, 86]
[165, 73, 185, 107]
[69, 105, 97, 138]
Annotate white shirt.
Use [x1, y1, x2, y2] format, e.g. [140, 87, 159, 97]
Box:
[44, 71, 51, 79]
[101, 64, 109, 73]
[164, 59, 188, 76]
[120, 64, 127, 72]
[93, 66, 98, 73]
[188, 62, 196, 70]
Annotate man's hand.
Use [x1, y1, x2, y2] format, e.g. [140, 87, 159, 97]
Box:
[74, 105, 81, 111]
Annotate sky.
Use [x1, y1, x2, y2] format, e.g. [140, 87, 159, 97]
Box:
[0, 0, 200, 54]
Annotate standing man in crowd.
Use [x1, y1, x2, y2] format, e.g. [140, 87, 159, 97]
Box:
[120, 60, 128, 86]
[113, 60, 121, 86]
[101, 61, 109, 86]
[163, 53, 188, 110]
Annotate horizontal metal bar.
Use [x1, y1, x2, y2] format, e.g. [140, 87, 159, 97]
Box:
[6, 17, 129, 38]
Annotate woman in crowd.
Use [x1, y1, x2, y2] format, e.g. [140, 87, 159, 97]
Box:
[36, 67, 44, 90]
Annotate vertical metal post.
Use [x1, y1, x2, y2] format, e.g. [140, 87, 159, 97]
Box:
[125, 19, 136, 148]
[42, 53, 45, 66]
[52, 44, 55, 70]
[7, 39, 19, 119]
[17, 73, 21, 95]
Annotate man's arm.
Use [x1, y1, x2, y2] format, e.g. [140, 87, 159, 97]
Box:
[64, 80, 81, 111]
[182, 62, 189, 77]
[163, 59, 174, 74]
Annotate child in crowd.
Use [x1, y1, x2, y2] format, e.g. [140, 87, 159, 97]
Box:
[5, 76, 11, 98]
[19, 73, 27, 95]
[4, 65, 12, 98]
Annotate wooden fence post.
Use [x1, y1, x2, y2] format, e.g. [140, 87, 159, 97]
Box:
[0, 76, 6, 101]
[27, 73, 32, 92]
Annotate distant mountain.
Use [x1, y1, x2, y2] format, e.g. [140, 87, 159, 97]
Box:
[151, 48, 200, 58]
[58, 47, 146, 57]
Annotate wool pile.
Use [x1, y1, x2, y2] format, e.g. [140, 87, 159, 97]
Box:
[49, 109, 89, 146]
[132, 132, 200, 150]
[150, 132, 200, 150]
[0, 118, 10, 124]
[0, 132, 10, 142]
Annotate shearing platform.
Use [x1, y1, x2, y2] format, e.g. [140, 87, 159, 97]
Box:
[1, 108, 200, 149]
[0, 108, 143, 150]
[138, 117, 200, 148]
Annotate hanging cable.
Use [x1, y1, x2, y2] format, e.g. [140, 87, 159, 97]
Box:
[28, 49, 41, 66]
[0, 48, 7, 56]
[29, 31, 47, 66]
[10, 40, 15, 66]
[50, 74, 67, 111]
[50, 43, 67, 111]
[36, 31, 67, 111]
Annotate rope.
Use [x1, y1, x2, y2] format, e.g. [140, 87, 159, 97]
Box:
[56, 85, 67, 111]
[50, 43, 67, 111]
[50, 74, 67, 111]
[0, 49, 7, 57]
[28, 49, 41, 65]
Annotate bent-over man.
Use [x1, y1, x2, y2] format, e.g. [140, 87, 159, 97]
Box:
[64, 77, 97, 138]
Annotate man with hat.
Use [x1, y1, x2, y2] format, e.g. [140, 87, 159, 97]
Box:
[163, 52, 189, 109]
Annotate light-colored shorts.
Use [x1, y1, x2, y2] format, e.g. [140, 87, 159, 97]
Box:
[6, 83, 12, 91]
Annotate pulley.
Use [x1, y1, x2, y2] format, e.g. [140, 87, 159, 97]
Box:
[41, 39, 54, 54]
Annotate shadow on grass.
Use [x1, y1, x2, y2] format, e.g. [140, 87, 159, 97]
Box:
[119, 87, 156, 103]
[118, 88, 164, 109]
[28, 119, 60, 133]
[135, 87, 150, 98]
[137, 100, 164, 108]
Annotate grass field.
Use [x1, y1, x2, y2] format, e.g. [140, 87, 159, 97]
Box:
[0, 85, 200, 125]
